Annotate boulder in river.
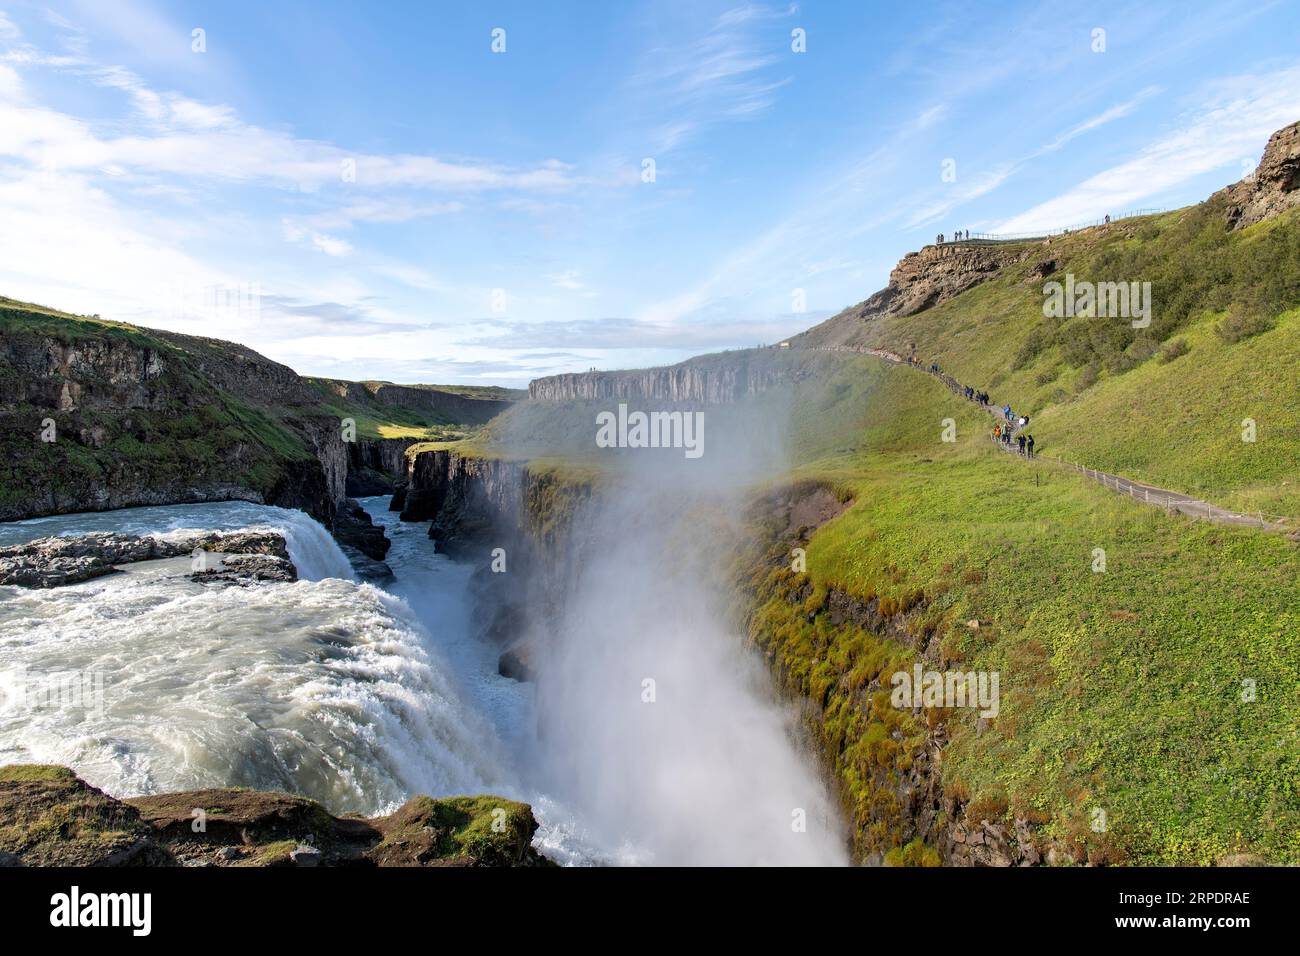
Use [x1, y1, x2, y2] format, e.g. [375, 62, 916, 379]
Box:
[0, 530, 292, 589]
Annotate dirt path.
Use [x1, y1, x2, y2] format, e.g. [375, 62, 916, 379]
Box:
[810, 345, 1294, 533]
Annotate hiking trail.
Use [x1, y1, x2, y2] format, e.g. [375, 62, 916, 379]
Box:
[807, 345, 1295, 534]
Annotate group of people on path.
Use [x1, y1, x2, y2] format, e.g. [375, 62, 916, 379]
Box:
[993, 420, 1035, 458]
[914, 356, 1038, 459]
[936, 229, 971, 244]
[993, 404, 1034, 457]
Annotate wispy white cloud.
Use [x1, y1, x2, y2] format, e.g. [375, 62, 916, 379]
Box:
[0, 51, 580, 192]
[906, 87, 1165, 229]
[288, 199, 464, 233]
[1040, 86, 1162, 153]
[635, 100, 946, 327]
[906, 166, 1015, 228]
[545, 269, 598, 297]
[997, 65, 1300, 233]
[630, 3, 794, 154]
[461, 313, 809, 351]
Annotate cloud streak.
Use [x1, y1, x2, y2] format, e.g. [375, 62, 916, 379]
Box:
[997, 66, 1300, 234]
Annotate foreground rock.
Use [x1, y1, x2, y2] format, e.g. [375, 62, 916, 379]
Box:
[0, 530, 292, 589]
[0, 766, 171, 866]
[0, 765, 552, 867]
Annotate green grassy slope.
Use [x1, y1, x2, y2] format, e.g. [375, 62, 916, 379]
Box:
[305, 378, 518, 441]
[856, 202, 1300, 516]
[460, 347, 1297, 862]
[734, 355, 1298, 864]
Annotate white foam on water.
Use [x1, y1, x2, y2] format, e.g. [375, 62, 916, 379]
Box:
[0, 501, 509, 817]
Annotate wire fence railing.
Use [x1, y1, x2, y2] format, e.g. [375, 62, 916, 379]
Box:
[941, 208, 1167, 245]
[1032, 453, 1296, 529]
[815, 345, 1297, 532]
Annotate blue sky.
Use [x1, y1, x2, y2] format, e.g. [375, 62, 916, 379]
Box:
[1, 0, 1298, 386]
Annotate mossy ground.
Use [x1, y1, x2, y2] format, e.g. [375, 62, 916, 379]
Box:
[373, 794, 540, 865]
[0, 764, 156, 865]
[0, 764, 77, 784]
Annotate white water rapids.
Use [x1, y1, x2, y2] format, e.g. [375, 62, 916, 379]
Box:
[0, 497, 845, 864]
[0, 502, 511, 817]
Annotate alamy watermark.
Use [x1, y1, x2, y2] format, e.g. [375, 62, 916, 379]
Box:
[890, 664, 999, 718]
[595, 403, 704, 459]
[1043, 273, 1150, 328]
[168, 281, 262, 324]
[0, 665, 107, 718]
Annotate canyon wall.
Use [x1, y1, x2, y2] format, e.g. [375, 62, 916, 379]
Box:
[527, 350, 834, 404]
[398, 446, 596, 673]
[346, 436, 417, 495]
[0, 308, 513, 554]
[0, 318, 344, 524]
[314, 378, 513, 424]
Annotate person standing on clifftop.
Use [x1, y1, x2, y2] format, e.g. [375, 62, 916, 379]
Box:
[1027, 434, 1036, 458]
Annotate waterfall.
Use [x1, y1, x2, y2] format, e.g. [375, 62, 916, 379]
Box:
[0, 501, 513, 818]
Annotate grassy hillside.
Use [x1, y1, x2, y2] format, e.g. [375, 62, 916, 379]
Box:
[308, 384, 476, 442]
[730, 355, 1298, 864]
[306, 379, 519, 441]
[854, 201, 1300, 516]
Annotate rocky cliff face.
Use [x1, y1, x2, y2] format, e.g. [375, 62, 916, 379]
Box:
[346, 436, 416, 495]
[1215, 120, 1300, 230]
[315, 378, 512, 424]
[876, 242, 1036, 317]
[0, 333, 169, 411]
[400, 448, 591, 571]
[398, 447, 595, 671]
[790, 242, 1038, 350]
[0, 311, 347, 524]
[528, 349, 833, 404]
[1, 300, 523, 538]
[400, 449, 526, 545]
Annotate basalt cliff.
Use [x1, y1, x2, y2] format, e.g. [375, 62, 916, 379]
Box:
[528, 348, 839, 404]
[0, 300, 518, 555]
